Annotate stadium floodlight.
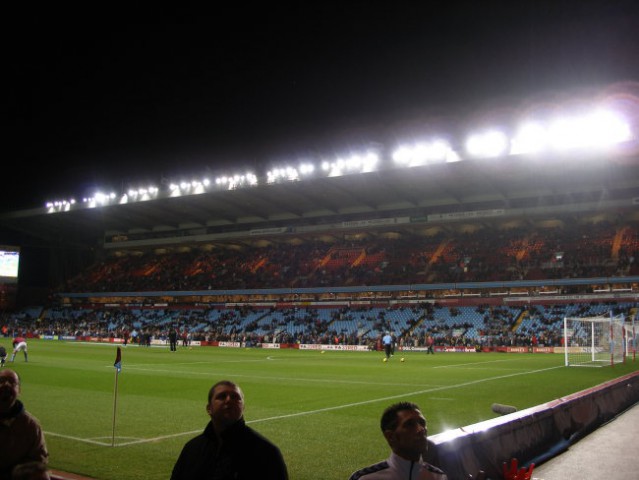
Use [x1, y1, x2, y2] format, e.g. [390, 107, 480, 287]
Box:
[392, 140, 455, 166]
[267, 162, 315, 184]
[168, 183, 182, 197]
[548, 116, 589, 150]
[299, 163, 315, 175]
[322, 152, 379, 177]
[510, 122, 548, 155]
[511, 108, 631, 155]
[547, 109, 631, 151]
[124, 186, 160, 202]
[215, 172, 258, 190]
[84, 191, 116, 208]
[586, 110, 632, 147]
[189, 181, 206, 195]
[465, 130, 509, 158]
[46, 198, 76, 213]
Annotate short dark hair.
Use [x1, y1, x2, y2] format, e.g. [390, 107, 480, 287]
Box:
[207, 380, 242, 402]
[380, 401, 421, 432]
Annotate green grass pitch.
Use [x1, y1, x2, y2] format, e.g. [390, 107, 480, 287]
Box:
[7, 339, 638, 480]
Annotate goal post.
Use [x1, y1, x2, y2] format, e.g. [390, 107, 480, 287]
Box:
[564, 313, 626, 367]
[626, 313, 636, 362]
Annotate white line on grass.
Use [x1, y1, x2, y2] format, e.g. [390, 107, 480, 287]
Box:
[43, 432, 117, 446]
[118, 365, 443, 388]
[432, 358, 523, 369]
[54, 364, 562, 447]
[243, 365, 562, 425]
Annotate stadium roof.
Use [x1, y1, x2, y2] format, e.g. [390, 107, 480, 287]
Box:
[1, 150, 638, 252]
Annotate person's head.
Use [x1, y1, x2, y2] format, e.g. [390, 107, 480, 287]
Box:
[0, 368, 20, 413]
[380, 401, 428, 462]
[206, 380, 245, 432]
[11, 461, 50, 480]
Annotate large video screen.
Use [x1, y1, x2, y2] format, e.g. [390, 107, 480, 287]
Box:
[0, 246, 20, 284]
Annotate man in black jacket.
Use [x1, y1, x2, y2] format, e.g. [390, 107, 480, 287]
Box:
[168, 328, 178, 352]
[171, 379, 288, 480]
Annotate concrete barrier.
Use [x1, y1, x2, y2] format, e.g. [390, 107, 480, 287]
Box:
[425, 371, 639, 479]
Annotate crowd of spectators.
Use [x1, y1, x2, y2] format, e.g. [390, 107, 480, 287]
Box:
[2, 219, 637, 351]
[1, 301, 635, 351]
[59, 220, 638, 293]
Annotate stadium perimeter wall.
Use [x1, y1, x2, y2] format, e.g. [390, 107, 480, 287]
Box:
[40, 335, 564, 353]
[424, 370, 639, 479]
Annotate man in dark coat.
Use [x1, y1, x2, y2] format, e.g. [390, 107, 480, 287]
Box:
[171, 380, 288, 480]
[168, 328, 178, 352]
[0, 369, 49, 480]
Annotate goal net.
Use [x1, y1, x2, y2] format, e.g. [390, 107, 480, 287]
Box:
[564, 313, 626, 367]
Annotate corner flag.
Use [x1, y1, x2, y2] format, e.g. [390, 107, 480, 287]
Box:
[112, 346, 122, 447]
[114, 346, 122, 373]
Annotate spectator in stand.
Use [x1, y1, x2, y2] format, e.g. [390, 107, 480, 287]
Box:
[0, 369, 48, 480]
[171, 380, 288, 479]
[10, 337, 28, 363]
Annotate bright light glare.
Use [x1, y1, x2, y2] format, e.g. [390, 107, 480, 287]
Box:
[322, 152, 378, 177]
[511, 110, 631, 154]
[548, 117, 585, 150]
[392, 140, 455, 166]
[83, 192, 116, 208]
[548, 110, 632, 151]
[466, 130, 509, 158]
[587, 110, 632, 146]
[267, 164, 314, 184]
[46, 198, 76, 212]
[41, 97, 635, 214]
[510, 122, 548, 155]
[215, 173, 258, 189]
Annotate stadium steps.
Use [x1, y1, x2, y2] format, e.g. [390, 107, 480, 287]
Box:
[510, 310, 528, 332]
[610, 225, 628, 261]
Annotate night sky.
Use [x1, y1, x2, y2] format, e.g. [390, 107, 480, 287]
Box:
[6, 1, 639, 212]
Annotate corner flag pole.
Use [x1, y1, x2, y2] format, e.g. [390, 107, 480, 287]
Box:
[112, 346, 122, 447]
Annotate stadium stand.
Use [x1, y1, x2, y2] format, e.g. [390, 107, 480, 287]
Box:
[1, 112, 638, 478]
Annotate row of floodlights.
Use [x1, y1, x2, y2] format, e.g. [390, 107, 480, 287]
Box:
[46, 107, 633, 212]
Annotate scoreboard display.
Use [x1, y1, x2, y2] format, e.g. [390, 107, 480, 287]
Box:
[0, 245, 20, 283]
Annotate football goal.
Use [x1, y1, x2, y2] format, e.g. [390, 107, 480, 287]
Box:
[564, 313, 626, 367]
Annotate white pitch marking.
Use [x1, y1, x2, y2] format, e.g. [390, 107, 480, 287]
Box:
[53, 364, 562, 447]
